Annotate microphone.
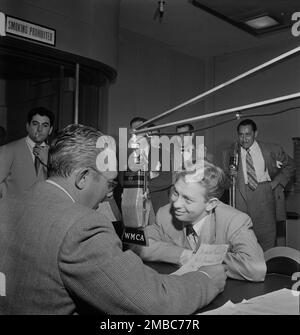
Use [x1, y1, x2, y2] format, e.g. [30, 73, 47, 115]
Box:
[229, 142, 239, 207]
[229, 142, 239, 173]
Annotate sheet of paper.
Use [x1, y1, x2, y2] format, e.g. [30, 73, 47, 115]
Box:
[199, 289, 300, 315]
[173, 243, 229, 276]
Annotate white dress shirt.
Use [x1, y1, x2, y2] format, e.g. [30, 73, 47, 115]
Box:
[25, 136, 46, 162]
[240, 141, 271, 184]
[179, 214, 212, 265]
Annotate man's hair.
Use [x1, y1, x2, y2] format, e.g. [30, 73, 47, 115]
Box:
[237, 119, 257, 132]
[27, 107, 55, 127]
[176, 123, 194, 133]
[48, 124, 104, 178]
[129, 116, 147, 128]
[148, 123, 160, 135]
[175, 161, 226, 200]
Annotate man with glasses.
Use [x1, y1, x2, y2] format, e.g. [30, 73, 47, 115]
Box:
[0, 124, 226, 315]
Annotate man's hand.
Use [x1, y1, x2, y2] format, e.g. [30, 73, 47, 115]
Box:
[199, 264, 227, 293]
[33, 145, 43, 158]
[270, 180, 279, 190]
[33, 145, 47, 164]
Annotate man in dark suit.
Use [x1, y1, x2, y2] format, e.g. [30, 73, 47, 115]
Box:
[0, 124, 226, 315]
[125, 117, 172, 214]
[227, 119, 295, 251]
[0, 107, 54, 198]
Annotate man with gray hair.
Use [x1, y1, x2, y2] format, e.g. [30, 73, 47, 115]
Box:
[0, 124, 226, 315]
[134, 161, 266, 282]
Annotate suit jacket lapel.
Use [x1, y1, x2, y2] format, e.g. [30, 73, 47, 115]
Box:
[257, 141, 270, 172]
[23, 138, 36, 174]
[195, 212, 216, 247]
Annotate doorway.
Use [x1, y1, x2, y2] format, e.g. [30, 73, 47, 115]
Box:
[0, 37, 115, 144]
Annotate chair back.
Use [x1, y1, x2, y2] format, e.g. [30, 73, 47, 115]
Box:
[264, 247, 300, 276]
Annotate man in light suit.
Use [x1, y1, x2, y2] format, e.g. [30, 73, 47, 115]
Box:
[0, 107, 54, 198]
[0, 124, 226, 315]
[227, 119, 295, 251]
[134, 162, 266, 282]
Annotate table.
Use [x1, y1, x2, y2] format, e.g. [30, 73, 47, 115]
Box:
[144, 261, 294, 313]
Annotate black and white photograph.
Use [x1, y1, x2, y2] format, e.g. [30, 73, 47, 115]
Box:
[0, 0, 299, 321]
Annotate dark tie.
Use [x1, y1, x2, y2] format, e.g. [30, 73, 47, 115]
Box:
[181, 144, 185, 171]
[33, 145, 40, 175]
[186, 225, 195, 236]
[186, 225, 198, 252]
[246, 149, 258, 190]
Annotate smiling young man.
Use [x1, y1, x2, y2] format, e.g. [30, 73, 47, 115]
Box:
[227, 119, 295, 251]
[134, 161, 266, 282]
[0, 107, 54, 198]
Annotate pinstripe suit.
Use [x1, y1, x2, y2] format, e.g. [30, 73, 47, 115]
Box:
[224, 141, 295, 251]
[0, 181, 221, 315]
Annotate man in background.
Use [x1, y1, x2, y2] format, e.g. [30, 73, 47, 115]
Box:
[175, 123, 214, 163]
[0, 124, 226, 314]
[0, 107, 54, 198]
[127, 116, 172, 214]
[227, 119, 295, 251]
[172, 123, 214, 183]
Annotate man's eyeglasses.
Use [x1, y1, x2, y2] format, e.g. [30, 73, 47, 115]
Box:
[89, 167, 118, 190]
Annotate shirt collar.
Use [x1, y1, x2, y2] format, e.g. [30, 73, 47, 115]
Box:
[46, 180, 76, 203]
[241, 140, 258, 153]
[192, 213, 211, 237]
[26, 136, 46, 149]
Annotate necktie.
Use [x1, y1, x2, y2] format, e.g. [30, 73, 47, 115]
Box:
[33, 145, 40, 175]
[186, 225, 198, 252]
[181, 143, 185, 171]
[246, 149, 258, 190]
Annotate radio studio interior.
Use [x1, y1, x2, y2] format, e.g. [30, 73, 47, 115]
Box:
[0, 0, 299, 317]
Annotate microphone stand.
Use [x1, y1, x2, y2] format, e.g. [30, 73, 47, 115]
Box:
[229, 143, 239, 208]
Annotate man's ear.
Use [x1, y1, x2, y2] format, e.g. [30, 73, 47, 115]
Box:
[206, 197, 218, 212]
[254, 130, 258, 139]
[49, 126, 53, 136]
[26, 123, 30, 133]
[74, 168, 90, 190]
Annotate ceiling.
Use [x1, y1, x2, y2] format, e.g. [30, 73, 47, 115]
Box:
[120, 0, 299, 59]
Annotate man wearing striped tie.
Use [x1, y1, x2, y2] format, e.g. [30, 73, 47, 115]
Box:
[0, 107, 54, 199]
[229, 119, 295, 251]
